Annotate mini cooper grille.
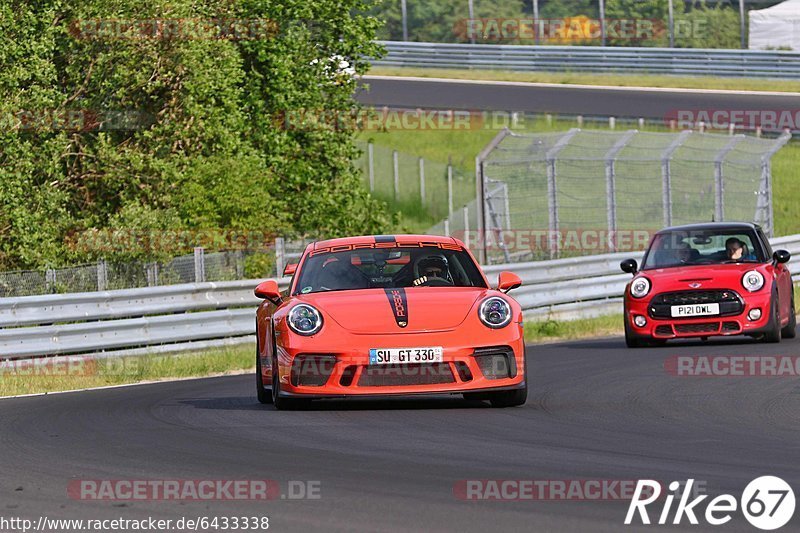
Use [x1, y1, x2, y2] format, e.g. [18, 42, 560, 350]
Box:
[473, 346, 516, 380]
[674, 322, 719, 334]
[722, 321, 740, 332]
[357, 363, 455, 387]
[291, 355, 336, 387]
[649, 290, 743, 319]
[655, 325, 674, 336]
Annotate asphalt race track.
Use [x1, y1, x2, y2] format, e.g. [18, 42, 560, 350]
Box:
[356, 76, 800, 121]
[2, 335, 799, 532]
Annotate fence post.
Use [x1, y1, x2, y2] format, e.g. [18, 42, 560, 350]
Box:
[392, 150, 399, 201]
[97, 259, 108, 291]
[419, 157, 425, 204]
[235, 250, 245, 279]
[368, 142, 375, 192]
[661, 130, 692, 227]
[146, 262, 160, 287]
[604, 130, 637, 252]
[444, 218, 450, 237]
[463, 206, 470, 249]
[756, 131, 792, 236]
[194, 247, 205, 283]
[275, 237, 285, 278]
[545, 128, 579, 258]
[45, 268, 56, 294]
[714, 135, 745, 222]
[447, 157, 454, 217]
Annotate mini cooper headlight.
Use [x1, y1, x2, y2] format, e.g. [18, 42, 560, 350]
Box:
[630, 277, 651, 298]
[288, 304, 323, 335]
[742, 270, 765, 292]
[479, 297, 512, 328]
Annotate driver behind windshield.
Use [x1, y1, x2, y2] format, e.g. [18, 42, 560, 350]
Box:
[725, 237, 756, 261]
[413, 254, 452, 286]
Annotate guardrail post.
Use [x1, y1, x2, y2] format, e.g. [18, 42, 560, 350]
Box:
[714, 135, 745, 222]
[604, 130, 637, 252]
[661, 130, 692, 227]
[146, 262, 159, 287]
[392, 150, 399, 201]
[194, 247, 205, 283]
[97, 259, 108, 291]
[419, 157, 425, 204]
[275, 237, 285, 278]
[368, 142, 374, 192]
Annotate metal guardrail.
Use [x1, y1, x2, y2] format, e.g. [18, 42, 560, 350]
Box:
[375, 41, 800, 79]
[2, 236, 799, 360]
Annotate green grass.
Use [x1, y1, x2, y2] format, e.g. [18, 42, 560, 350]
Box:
[0, 344, 254, 397]
[368, 67, 800, 93]
[524, 314, 622, 343]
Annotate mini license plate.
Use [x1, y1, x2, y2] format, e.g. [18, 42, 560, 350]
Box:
[369, 347, 443, 365]
[670, 303, 720, 317]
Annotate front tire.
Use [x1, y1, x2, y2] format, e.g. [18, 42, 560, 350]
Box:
[624, 317, 648, 348]
[272, 354, 310, 410]
[489, 385, 527, 408]
[256, 344, 273, 404]
[764, 292, 782, 343]
[781, 291, 797, 339]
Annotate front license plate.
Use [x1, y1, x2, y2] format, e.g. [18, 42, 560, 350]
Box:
[369, 347, 443, 365]
[670, 303, 720, 317]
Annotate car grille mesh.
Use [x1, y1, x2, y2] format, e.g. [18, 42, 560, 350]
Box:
[674, 322, 720, 334]
[291, 355, 336, 387]
[357, 363, 455, 387]
[473, 346, 516, 380]
[649, 289, 743, 319]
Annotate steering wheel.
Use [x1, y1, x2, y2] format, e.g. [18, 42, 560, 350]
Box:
[417, 277, 453, 287]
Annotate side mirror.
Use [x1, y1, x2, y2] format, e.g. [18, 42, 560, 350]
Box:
[773, 249, 791, 264]
[283, 263, 298, 276]
[620, 259, 638, 275]
[497, 271, 522, 293]
[254, 280, 282, 304]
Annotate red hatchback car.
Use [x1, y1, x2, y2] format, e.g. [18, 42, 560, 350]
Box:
[621, 223, 795, 347]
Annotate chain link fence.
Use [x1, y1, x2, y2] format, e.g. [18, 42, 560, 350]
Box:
[0, 248, 275, 298]
[433, 128, 790, 264]
[354, 140, 476, 225]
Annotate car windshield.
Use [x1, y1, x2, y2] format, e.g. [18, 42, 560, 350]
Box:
[642, 229, 765, 270]
[293, 244, 487, 294]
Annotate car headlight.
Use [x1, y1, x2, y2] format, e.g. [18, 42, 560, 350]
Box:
[287, 304, 323, 335]
[630, 277, 651, 298]
[742, 270, 765, 292]
[479, 297, 512, 328]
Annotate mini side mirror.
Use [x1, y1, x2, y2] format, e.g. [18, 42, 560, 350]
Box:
[497, 271, 522, 293]
[620, 259, 638, 275]
[254, 280, 282, 304]
[283, 263, 298, 276]
[773, 249, 791, 264]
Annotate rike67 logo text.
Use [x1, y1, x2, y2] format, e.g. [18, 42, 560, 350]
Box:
[626, 477, 795, 530]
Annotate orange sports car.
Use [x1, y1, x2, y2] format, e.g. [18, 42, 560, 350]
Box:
[254, 235, 526, 409]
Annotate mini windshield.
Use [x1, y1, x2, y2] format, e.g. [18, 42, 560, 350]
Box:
[293, 245, 487, 294]
[642, 229, 765, 270]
